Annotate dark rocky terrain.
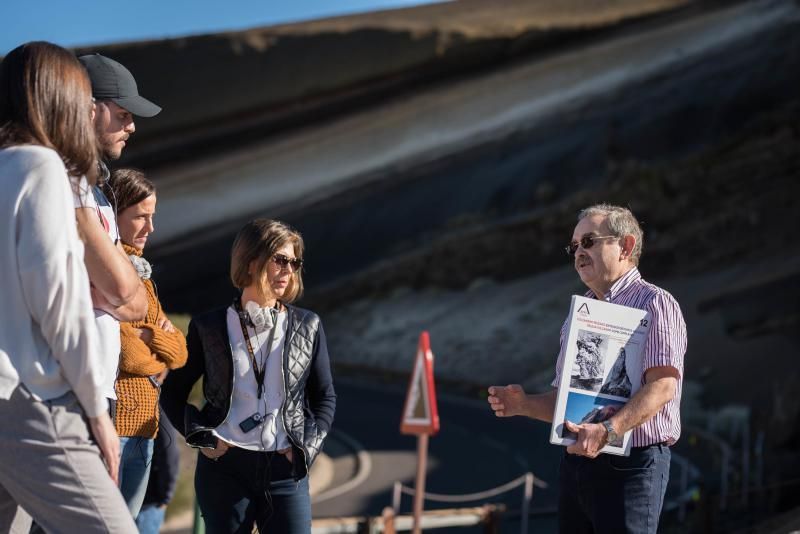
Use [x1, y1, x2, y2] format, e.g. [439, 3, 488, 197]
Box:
[319, 99, 800, 530]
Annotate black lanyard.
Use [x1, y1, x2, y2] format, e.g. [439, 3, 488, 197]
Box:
[233, 299, 279, 399]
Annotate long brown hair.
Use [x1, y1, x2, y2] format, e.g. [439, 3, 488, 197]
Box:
[0, 41, 98, 182]
[230, 219, 305, 304]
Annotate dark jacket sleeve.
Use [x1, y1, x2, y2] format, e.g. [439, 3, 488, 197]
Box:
[160, 319, 205, 438]
[306, 321, 336, 433]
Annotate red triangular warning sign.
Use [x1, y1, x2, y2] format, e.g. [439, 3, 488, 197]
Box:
[400, 332, 440, 436]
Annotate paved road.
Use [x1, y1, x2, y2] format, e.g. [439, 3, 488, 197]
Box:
[312, 379, 562, 523]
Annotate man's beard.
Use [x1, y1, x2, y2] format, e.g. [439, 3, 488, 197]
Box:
[97, 130, 126, 161]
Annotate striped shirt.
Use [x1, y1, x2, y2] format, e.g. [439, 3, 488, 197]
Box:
[552, 267, 687, 446]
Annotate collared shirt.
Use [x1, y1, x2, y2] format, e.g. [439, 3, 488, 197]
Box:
[212, 306, 291, 451]
[552, 267, 687, 446]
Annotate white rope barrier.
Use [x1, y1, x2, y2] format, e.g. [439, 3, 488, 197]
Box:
[396, 472, 546, 503]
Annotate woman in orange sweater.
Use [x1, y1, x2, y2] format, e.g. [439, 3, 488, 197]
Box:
[106, 168, 188, 519]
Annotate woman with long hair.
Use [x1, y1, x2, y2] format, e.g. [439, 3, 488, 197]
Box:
[162, 219, 336, 533]
[0, 41, 136, 533]
[105, 168, 188, 519]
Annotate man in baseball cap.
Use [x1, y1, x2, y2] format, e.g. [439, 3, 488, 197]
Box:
[73, 55, 157, 504]
[79, 53, 161, 160]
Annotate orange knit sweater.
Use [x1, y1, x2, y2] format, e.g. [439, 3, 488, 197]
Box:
[115, 244, 188, 438]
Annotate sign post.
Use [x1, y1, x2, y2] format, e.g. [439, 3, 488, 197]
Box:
[400, 332, 440, 534]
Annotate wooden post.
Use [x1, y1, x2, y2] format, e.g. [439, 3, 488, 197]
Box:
[382, 506, 396, 534]
[482, 504, 502, 534]
[412, 433, 429, 534]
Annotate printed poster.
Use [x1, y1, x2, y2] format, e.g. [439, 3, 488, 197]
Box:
[550, 296, 651, 456]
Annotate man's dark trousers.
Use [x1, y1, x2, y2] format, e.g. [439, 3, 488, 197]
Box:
[558, 444, 671, 533]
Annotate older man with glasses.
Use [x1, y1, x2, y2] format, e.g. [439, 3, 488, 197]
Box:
[487, 203, 687, 534]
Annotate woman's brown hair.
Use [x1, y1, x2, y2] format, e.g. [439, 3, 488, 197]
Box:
[106, 168, 155, 214]
[0, 41, 98, 182]
[230, 219, 305, 304]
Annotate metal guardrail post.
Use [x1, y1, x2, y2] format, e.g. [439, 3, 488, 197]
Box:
[520, 473, 533, 534]
[742, 417, 750, 506]
[689, 424, 733, 513]
[720, 447, 730, 510]
[755, 430, 764, 499]
[392, 480, 402, 514]
[679, 456, 689, 522]
[388, 472, 541, 532]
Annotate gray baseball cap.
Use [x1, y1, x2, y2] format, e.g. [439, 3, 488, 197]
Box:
[79, 53, 162, 118]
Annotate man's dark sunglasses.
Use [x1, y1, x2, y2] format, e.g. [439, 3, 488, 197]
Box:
[565, 235, 617, 256]
[272, 254, 304, 272]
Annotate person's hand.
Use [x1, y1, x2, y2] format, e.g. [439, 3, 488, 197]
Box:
[278, 447, 293, 463]
[154, 369, 169, 384]
[201, 439, 231, 461]
[156, 316, 175, 333]
[88, 412, 121, 485]
[565, 420, 608, 458]
[134, 327, 154, 345]
[487, 384, 528, 417]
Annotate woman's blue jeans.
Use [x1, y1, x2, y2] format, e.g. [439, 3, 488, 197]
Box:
[195, 447, 311, 534]
[135, 503, 166, 534]
[118, 436, 154, 519]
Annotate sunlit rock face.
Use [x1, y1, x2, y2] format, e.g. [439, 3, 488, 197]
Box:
[73, 0, 693, 160]
[600, 348, 631, 397]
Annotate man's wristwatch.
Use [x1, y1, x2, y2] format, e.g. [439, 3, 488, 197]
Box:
[602, 420, 619, 444]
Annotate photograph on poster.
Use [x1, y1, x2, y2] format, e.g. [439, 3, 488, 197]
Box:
[562, 391, 626, 447]
[600, 346, 632, 397]
[570, 330, 609, 392]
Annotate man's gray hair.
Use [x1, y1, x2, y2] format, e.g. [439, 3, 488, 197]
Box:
[578, 204, 643, 265]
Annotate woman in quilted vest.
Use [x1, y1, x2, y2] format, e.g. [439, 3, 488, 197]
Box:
[161, 219, 336, 534]
[106, 168, 188, 519]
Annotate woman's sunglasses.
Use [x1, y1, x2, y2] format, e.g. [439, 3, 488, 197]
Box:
[565, 235, 618, 256]
[271, 254, 304, 272]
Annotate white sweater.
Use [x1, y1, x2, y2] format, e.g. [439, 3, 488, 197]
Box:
[0, 145, 107, 418]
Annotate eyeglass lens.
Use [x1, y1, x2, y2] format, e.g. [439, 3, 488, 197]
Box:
[565, 236, 605, 256]
[273, 254, 303, 272]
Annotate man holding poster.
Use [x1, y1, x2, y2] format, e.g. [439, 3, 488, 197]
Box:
[487, 203, 687, 534]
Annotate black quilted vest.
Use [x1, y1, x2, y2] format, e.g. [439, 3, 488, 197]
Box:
[162, 304, 336, 480]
